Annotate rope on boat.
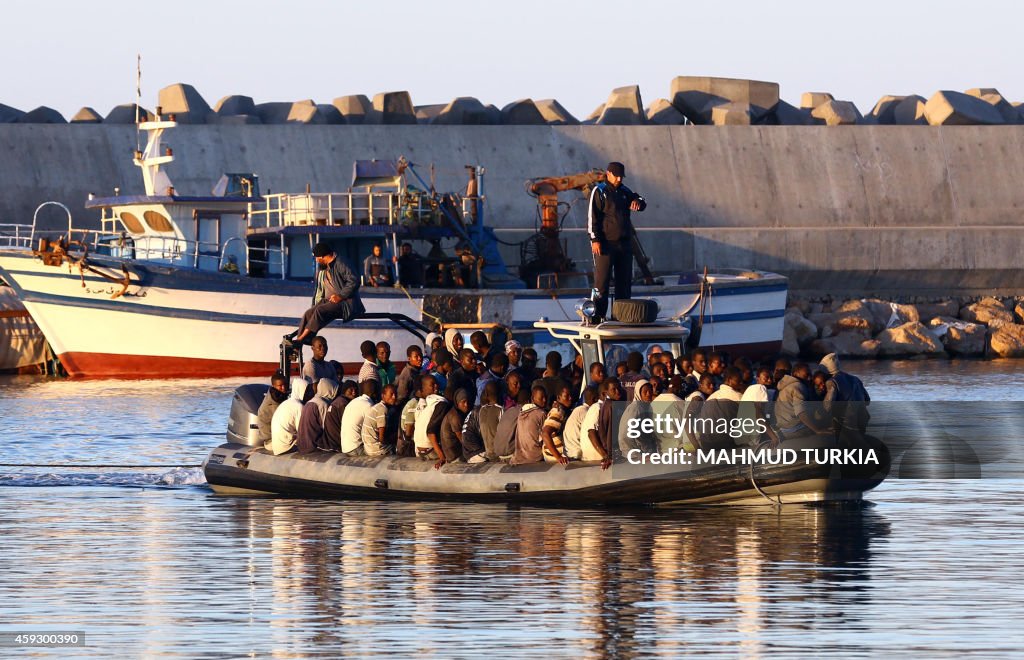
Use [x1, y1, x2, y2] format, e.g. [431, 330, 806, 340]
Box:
[748, 462, 783, 508]
[396, 283, 443, 326]
[0, 463, 202, 469]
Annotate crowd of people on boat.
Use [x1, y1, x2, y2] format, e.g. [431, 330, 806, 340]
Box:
[257, 330, 870, 470]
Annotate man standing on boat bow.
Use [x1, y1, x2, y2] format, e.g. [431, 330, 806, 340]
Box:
[589, 161, 646, 323]
[286, 242, 365, 346]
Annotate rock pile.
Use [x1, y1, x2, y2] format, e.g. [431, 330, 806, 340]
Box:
[784, 296, 1024, 359]
[4, 80, 1022, 126]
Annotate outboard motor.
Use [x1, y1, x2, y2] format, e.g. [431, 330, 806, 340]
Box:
[227, 384, 270, 446]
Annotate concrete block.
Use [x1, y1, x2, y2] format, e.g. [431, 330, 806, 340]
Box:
[500, 99, 546, 125]
[670, 76, 779, 124]
[317, 104, 345, 125]
[597, 85, 645, 125]
[18, 106, 66, 123]
[286, 100, 326, 124]
[433, 97, 493, 125]
[800, 92, 834, 109]
[646, 98, 685, 125]
[710, 102, 753, 126]
[214, 95, 256, 116]
[582, 103, 604, 125]
[415, 104, 445, 124]
[254, 102, 288, 123]
[157, 83, 212, 123]
[0, 103, 25, 123]
[892, 95, 927, 125]
[484, 104, 502, 125]
[332, 95, 371, 124]
[870, 95, 906, 124]
[770, 100, 812, 125]
[70, 107, 102, 123]
[965, 88, 1020, 124]
[370, 91, 416, 125]
[535, 99, 578, 125]
[811, 100, 861, 126]
[924, 90, 1005, 125]
[104, 103, 153, 124]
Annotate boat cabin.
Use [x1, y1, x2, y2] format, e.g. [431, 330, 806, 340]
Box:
[535, 319, 692, 391]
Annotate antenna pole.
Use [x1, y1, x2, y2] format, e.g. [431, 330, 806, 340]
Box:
[135, 54, 142, 151]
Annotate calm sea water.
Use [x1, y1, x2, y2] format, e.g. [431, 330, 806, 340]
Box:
[1, 360, 1022, 657]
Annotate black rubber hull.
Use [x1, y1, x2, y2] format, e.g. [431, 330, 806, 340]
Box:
[204, 439, 890, 507]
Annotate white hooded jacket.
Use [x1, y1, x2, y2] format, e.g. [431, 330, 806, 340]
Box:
[270, 377, 310, 455]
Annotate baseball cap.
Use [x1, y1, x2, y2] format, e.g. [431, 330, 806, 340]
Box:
[606, 162, 626, 177]
[312, 242, 334, 258]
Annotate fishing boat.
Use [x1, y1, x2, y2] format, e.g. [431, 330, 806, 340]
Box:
[0, 111, 787, 378]
[203, 316, 889, 506]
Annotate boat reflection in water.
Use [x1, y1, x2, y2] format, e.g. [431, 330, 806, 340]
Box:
[222, 499, 890, 655]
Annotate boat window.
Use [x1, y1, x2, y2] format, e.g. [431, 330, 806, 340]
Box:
[118, 212, 145, 234]
[143, 210, 174, 233]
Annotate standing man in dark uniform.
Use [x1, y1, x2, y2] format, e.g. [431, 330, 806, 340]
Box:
[286, 242, 365, 345]
[588, 161, 646, 322]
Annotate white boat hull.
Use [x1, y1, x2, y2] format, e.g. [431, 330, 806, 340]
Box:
[0, 250, 786, 378]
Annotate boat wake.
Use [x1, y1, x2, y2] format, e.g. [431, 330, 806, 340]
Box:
[0, 466, 207, 488]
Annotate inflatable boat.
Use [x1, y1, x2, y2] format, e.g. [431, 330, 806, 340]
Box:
[203, 316, 890, 506]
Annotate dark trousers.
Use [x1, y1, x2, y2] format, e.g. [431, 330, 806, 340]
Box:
[298, 298, 364, 335]
[592, 240, 633, 319]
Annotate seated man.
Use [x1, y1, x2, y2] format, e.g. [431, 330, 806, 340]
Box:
[511, 385, 549, 465]
[695, 367, 745, 449]
[445, 348, 480, 406]
[775, 362, 831, 440]
[357, 340, 381, 384]
[396, 344, 423, 404]
[270, 377, 313, 455]
[363, 243, 393, 287]
[297, 378, 339, 453]
[563, 386, 598, 460]
[413, 374, 452, 469]
[286, 242, 363, 346]
[257, 371, 289, 447]
[476, 352, 508, 404]
[582, 377, 623, 469]
[396, 375, 422, 458]
[302, 336, 339, 383]
[461, 381, 502, 463]
[323, 379, 356, 452]
[542, 385, 576, 465]
[440, 389, 471, 464]
[361, 383, 397, 456]
[532, 351, 569, 404]
[340, 379, 379, 455]
[376, 341, 396, 385]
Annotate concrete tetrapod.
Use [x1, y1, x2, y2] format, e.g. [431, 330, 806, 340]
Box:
[597, 85, 645, 125]
[370, 92, 417, 125]
[670, 76, 780, 124]
[332, 95, 372, 124]
[924, 91, 1005, 125]
[70, 107, 103, 123]
[158, 83, 213, 124]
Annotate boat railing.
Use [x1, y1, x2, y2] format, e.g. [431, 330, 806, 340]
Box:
[0, 223, 35, 250]
[247, 189, 466, 232]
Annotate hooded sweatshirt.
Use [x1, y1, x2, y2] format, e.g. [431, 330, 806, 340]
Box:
[257, 386, 289, 446]
[775, 374, 811, 433]
[271, 377, 311, 455]
[297, 378, 339, 453]
[620, 379, 655, 453]
[511, 402, 548, 465]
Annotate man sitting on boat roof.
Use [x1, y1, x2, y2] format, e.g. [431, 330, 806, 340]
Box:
[285, 242, 365, 346]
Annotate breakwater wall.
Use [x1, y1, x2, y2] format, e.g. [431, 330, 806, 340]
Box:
[2, 123, 1024, 296]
